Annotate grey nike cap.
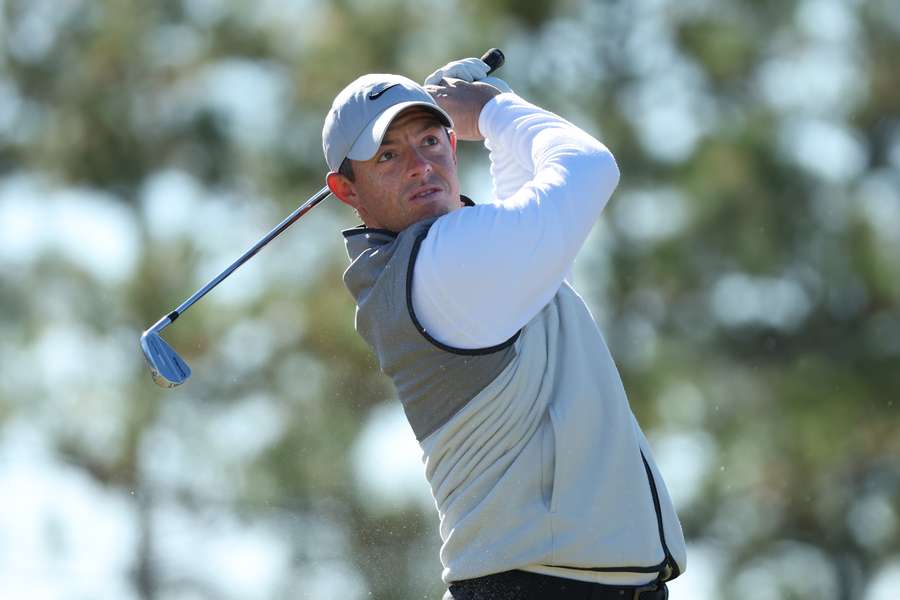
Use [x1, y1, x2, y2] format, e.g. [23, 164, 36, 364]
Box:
[322, 74, 453, 172]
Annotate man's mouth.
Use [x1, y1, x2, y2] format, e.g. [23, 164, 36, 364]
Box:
[409, 187, 442, 201]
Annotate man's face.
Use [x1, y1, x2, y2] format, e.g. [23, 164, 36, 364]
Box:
[328, 108, 462, 232]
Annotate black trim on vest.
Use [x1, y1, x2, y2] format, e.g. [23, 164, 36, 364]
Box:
[640, 450, 681, 581]
[340, 195, 476, 238]
[538, 560, 669, 575]
[538, 450, 680, 581]
[342, 226, 398, 239]
[405, 227, 520, 356]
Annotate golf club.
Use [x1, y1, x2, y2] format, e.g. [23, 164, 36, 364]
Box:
[140, 185, 331, 387]
[141, 48, 505, 388]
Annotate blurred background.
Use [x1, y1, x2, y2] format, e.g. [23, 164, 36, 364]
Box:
[1, 0, 898, 598]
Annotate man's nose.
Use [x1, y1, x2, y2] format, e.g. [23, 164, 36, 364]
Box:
[406, 148, 433, 178]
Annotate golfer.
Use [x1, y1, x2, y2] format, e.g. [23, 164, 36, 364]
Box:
[322, 57, 685, 599]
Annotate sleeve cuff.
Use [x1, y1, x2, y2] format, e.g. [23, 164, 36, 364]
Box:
[478, 92, 527, 142]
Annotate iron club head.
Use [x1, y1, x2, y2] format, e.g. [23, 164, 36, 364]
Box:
[140, 330, 192, 388]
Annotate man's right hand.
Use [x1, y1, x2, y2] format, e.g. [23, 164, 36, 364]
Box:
[425, 78, 500, 141]
[424, 56, 513, 141]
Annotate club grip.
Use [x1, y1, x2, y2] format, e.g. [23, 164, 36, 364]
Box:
[480, 48, 505, 75]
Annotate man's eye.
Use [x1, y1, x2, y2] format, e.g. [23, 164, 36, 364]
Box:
[377, 151, 396, 163]
[423, 135, 439, 146]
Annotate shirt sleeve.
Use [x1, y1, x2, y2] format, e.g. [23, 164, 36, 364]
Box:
[410, 93, 620, 349]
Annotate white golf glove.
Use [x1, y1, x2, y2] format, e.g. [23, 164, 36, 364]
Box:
[425, 57, 513, 93]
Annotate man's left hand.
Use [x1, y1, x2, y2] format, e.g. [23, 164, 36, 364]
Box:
[425, 58, 490, 86]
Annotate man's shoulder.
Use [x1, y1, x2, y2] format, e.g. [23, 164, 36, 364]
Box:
[342, 218, 437, 300]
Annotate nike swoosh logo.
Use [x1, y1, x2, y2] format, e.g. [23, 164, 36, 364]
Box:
[368, 83, 400, 100]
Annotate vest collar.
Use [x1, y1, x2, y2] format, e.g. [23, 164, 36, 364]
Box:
[342, 195, 475, 259]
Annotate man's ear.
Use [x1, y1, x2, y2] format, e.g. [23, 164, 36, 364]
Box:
[326, 172, 359, 210]
[449, 129, 458, 162]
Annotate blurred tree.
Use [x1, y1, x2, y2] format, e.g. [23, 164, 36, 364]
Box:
[0, 0, 897, 599]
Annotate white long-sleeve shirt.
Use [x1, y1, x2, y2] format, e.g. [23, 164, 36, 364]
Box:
[411, 93, 620, 349]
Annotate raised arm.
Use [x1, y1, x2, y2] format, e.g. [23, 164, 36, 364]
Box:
[411, 82, 620, 349]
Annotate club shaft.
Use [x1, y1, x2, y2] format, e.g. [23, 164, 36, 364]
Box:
[150, 185, 331, 334]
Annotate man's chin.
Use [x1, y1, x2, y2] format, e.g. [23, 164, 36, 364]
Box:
[421, 197, 462, 219]
[392, 195, 461, 230]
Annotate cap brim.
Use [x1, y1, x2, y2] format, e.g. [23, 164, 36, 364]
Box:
[346, 101, 453, 162]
